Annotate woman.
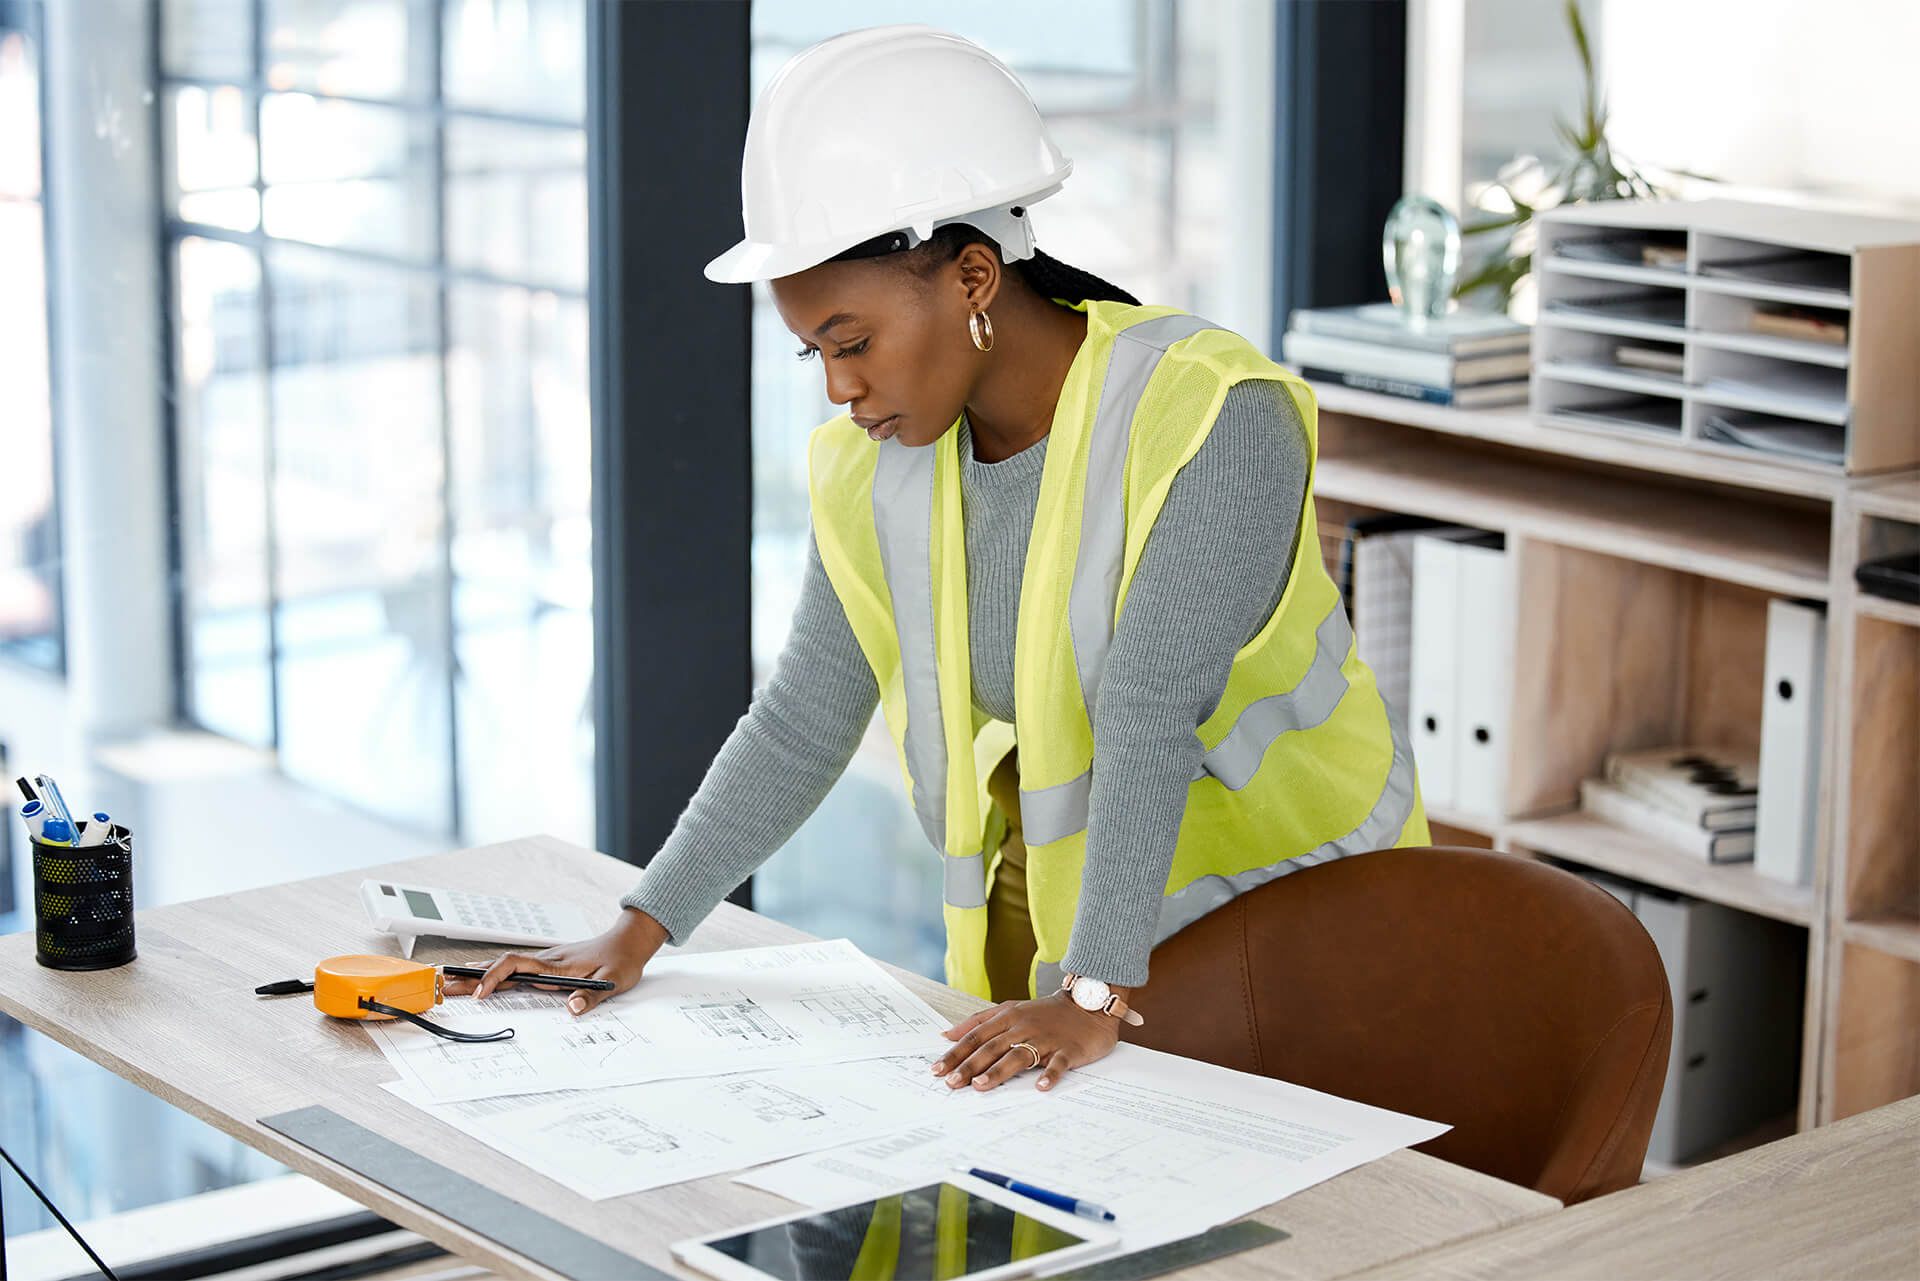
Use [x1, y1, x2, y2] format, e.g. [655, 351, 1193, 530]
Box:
[450, 25, 1427, 1094]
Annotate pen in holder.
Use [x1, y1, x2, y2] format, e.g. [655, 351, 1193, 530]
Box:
[32, 820, 136, 970]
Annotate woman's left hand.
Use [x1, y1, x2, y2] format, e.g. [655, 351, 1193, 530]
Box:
[932, 991, 1125, 1093]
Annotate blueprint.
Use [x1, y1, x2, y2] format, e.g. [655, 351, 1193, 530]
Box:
[385, 1054, 1074, 1199]
[364, 939, 953, 1103]
[737, 1043, 1451, 1265]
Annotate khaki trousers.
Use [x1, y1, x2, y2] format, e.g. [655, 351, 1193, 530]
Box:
[983, 750, 1042, 1003]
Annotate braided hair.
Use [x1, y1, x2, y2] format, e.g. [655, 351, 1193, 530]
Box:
[835, 221, 1140, 306]
[1009, 242, 1141, 308]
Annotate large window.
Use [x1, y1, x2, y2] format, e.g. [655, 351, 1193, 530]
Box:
[746, 1, 1271, 977]
[163, 0, 594, 845]
[0, 0, 62, 672]
[1407, 0, 1920, 318]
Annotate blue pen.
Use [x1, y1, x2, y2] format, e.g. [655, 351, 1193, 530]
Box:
[33, 774, 73, 830]
[965, 1168, 1116, 1222]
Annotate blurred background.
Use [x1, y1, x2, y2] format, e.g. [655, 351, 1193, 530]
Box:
[2, 0, 1916, 1271]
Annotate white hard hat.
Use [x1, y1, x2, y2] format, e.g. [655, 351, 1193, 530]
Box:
[705, 25, 1073, 284]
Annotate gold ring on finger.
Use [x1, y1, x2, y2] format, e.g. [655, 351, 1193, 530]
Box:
[1012, 1041, 1042, 1071]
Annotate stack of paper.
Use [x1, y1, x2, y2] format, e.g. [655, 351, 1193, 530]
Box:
[364, 936, 1450, 1247]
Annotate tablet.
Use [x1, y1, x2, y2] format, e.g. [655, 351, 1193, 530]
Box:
[672, 1173, 1118, 1281]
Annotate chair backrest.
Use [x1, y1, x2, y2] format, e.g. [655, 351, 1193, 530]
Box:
[1126, 847, 1672, 1203]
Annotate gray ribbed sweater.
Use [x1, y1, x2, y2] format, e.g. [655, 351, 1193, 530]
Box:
[621, 378, 1309, 986]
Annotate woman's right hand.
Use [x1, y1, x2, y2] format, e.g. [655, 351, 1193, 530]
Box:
[440, 906, 670, 1015]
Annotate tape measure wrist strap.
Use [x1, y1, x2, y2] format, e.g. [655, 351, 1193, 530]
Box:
[358, 997, 513, 1043]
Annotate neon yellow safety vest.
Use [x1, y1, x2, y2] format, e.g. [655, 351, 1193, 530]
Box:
[809, 300, 1429, 1000]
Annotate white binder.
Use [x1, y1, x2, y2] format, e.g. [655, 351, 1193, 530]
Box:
[1453, 536, 1511, 820]
[1353, 531, 1419, 726]
[1409, 535, 1462, 810]
[1754, 599, 1826, 886]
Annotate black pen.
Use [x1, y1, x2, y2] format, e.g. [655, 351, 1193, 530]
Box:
[441, 965, 615, 992]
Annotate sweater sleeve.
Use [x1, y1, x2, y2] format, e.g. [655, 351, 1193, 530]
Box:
[1057, 378, 1310, 986]
[619, 533, 879, 942]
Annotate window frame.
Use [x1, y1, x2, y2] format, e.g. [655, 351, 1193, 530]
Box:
[158, 0, 594, 842]
[0, 0, 67, 677]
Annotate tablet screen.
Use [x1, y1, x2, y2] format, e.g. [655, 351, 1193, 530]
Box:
[703, 1181, 1093, 1281]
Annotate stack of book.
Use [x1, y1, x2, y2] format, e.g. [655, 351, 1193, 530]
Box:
[1580, 747, 1759, 863]
[1281, 303, 1531, 408]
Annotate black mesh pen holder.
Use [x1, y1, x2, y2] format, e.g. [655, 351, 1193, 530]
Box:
[31, 823, 136, 970]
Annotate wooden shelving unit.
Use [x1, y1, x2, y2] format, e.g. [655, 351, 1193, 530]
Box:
[1305, 200, 1920, 1135]
[1820, 468, 1920, 1123]
[1502, 813, 1815, 927]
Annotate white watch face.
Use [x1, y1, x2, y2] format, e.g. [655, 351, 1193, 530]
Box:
[1070, 977, 1111, 1012]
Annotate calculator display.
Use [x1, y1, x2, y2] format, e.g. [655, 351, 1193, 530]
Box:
[402, 889, 442, 921]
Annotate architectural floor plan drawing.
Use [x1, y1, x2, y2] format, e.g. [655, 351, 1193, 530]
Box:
[794, 985, 932, 1036]
[365, 938, 952, 1103]
[387, 1053, 1051, 1200]
[538, 1105, 681, 1158]
[679, 994, 796, 1043]
[716, 1078, 827, 1123]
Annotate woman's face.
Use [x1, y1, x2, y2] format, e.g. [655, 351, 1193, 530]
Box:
[768, 251, 986, 449]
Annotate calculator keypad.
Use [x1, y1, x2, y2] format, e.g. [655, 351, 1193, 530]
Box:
[445, 891, 558, 939]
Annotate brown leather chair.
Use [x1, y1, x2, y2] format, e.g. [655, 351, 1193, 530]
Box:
[1126, 846, 1672, 1204]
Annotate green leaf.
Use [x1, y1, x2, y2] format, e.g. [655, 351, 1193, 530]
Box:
[1453, 251, 1532, 303]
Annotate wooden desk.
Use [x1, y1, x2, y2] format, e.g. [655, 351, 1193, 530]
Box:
[1352, 1094, 1920, 1280]
[0, 836, 1557, 1280]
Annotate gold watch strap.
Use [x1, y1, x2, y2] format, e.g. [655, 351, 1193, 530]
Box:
[1061, 973, 1146, 1026]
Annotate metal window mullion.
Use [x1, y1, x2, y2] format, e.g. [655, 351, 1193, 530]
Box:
[159, 218, 585, 302]
[160, 70, 579, 131]
[150, 0, 188, 716]
[424, 0, 460, 842]
[249, 0, 285, 754]
[31, 0, 68, 676]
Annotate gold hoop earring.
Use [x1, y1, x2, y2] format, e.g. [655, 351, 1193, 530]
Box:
[969, 310, 994, 353]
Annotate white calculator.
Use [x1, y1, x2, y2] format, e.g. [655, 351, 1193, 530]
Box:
[359, 879, 594, 958]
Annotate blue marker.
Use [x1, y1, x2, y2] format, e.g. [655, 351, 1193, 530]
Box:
[38, 815, 74, 847]
[76, 812, 114, 847]
[19, 798, 47, 841]
[964, 1168, 1116, 1222]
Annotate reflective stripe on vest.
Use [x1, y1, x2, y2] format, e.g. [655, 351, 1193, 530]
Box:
[1067, 312, 1218, 716]
[1020, 596, 1357, 846]
[872, 435, 988, 910]
[1192, 600, 1355, 790]
[1152, 688, 1422, 944]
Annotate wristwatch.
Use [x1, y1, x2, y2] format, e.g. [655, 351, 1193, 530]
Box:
[1059, 973, 1144, 1026]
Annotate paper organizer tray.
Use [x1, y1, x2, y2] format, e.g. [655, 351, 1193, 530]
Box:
[31, 823, 137, 970]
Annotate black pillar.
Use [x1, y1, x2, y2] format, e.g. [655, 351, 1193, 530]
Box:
[1271, 0, 1409, 341]
[588, 0, 753, 901]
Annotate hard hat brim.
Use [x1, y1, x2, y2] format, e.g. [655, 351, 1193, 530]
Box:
[706, 168, 1073, 285]
[704, 237, 850, 284]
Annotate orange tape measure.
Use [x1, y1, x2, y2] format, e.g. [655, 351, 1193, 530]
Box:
[314, 954, 441, 1019]
[256, 954, 512, 1042]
